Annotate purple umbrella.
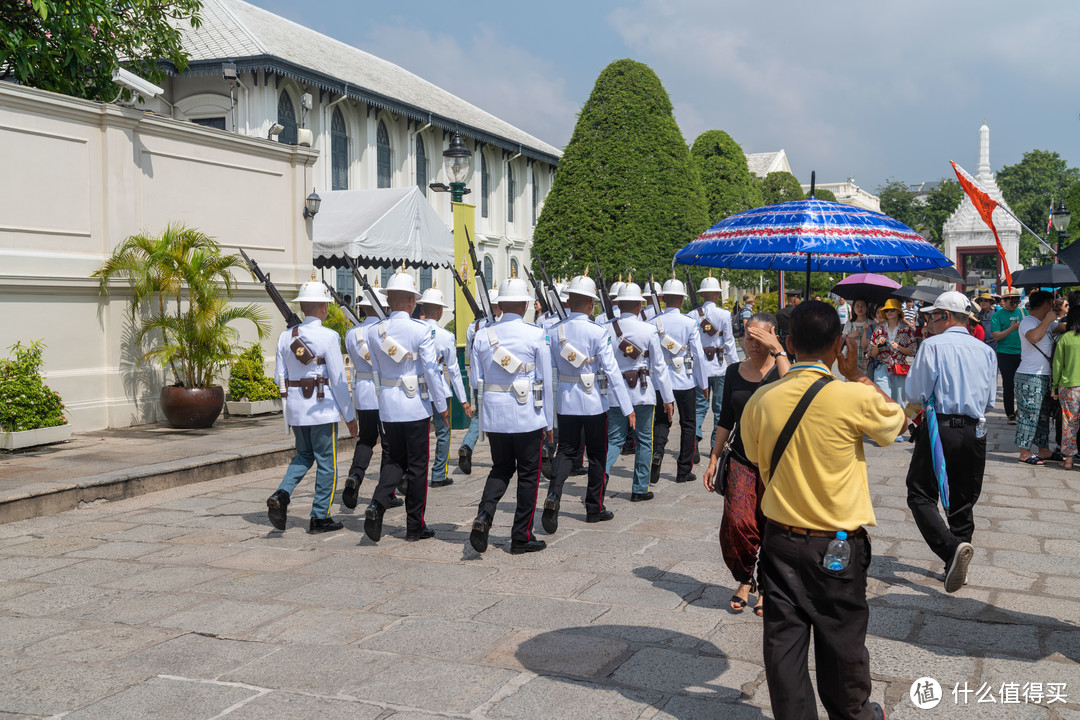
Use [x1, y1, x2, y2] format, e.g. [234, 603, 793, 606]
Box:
[832, 273, 901, 305]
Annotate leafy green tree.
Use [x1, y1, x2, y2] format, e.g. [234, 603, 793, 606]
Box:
[877, 180, 921, 230]
[920, 179, 963, 245]
[532, 59, 708, 279]
[997, 150, 1080, 258]
[760, 172, 805, 205]
[810, 188, 837, 202]
[1063, 181, 1080, 248]
[1, 0, 202, 102]
[691, 130, 763, 224]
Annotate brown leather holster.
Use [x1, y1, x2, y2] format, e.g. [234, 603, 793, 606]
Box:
[286, 377, 328, 400]
[703, 346, 719, 361]
[622, 368, 649, 390]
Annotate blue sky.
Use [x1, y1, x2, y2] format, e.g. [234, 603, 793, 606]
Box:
[251, 0, 1080, 193]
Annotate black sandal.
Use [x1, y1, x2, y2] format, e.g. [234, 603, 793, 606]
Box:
[729, 595, 748, 612]
[754, 601, 764, 617]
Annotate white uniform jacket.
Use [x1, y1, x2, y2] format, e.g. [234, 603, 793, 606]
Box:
[471, 313, 554, 433]
[691, 301, 739, 379]
[275, 317, 355, 426]
[604, 314, 674, 406]
[345, 316, 380, 410]
[363, 311, 447, 422]
[465, 316, 490, 390]
[426, 319, 468, 403]
[651, 308, 708, 392]
[550, 312, 634, 417]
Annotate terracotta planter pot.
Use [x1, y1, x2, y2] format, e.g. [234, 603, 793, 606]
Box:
[159, 386, 225, 428]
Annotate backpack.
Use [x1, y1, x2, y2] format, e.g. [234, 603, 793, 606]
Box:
[732, 305, 746, 339]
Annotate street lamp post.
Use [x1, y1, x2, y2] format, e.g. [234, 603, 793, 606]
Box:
[1051, 200, 1071, 262]
[442, 132, 473, 203]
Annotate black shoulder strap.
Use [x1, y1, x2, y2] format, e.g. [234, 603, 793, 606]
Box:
[767, 375, 834, 483]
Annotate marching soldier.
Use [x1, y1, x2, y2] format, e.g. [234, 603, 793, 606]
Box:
[419, 285, 473, 487]
[542, 274, 635, 533]
[458, 288, 499, 474]
[693, 274, 740, 452]
[603, 282, 674, 501]
[267, 281, 358, 533]
[341, 289, 403, 510]
[362, 269, 447, 542]
[651, 277, 708, 485]
[469, 278, 554, 554]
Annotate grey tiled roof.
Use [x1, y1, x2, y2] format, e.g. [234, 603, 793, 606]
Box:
[177, 0, 561, 163]
[745, 151, 782, 178]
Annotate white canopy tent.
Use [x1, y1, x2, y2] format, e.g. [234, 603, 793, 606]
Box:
[312, 187, 453, 269]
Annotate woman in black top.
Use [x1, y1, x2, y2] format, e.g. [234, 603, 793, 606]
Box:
[703, 313, 789, 615]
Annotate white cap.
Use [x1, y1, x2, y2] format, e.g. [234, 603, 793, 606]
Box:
[566, 275, 599, 301]
[385, 270, 420, 296]
[661, 278, 687, 298]
[357, 289, 387, 309]
[419, 287, 448, 307]
[497, 278, 532, 303]
[294, 281, 331, 303]
[919, 290, 973, 315]
[608, 280, 625, 298]
[615, 282, 646, 303]
[698, 276, 722, 293]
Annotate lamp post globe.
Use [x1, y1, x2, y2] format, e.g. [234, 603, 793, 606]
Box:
[303, 188, 321, 220]
[442, 132, 473, 202]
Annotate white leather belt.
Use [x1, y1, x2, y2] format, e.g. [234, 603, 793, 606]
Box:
[354, 372, 374, 380]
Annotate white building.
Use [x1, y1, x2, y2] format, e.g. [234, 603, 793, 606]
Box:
[942, 124, 1020, 293]
[0, 0, 560, 433]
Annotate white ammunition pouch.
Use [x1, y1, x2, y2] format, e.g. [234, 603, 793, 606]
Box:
[385, 375, 418, 398]
[557, 326, 588, 369]
[669, 356, 686, 375]
[487, 327, 524, 374]
[486, 378, 544, 408]
[579, 372, 596, 394]
[359, 341, 371, 364]
[655, 316, 685, 356]
[377, 322, 413, 364]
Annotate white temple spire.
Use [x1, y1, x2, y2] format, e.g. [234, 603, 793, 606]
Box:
[977, 122, 991, 179]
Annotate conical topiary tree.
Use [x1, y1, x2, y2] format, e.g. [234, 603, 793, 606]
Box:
[691, 129, 763, 225]
[532, 59, 708, 280]
[761, 171, 805, 205]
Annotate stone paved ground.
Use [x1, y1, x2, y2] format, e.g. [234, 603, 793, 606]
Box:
[2, 409, 1080, 718]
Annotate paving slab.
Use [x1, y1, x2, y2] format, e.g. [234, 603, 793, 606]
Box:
[223, 691, 385, 719]
[63, 676, 259, 720]
[489, 675, 661, 720]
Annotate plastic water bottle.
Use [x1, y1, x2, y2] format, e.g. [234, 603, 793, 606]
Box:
[975, 418, 987, 439]
[822, 531, 850, 571]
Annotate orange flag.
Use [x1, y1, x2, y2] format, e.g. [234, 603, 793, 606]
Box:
[951, 161, 1011, 287]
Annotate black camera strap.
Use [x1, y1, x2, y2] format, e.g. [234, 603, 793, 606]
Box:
[767, 375, 834, 483]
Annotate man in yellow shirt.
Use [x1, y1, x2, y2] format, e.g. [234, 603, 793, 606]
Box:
[742, 301, 904, 720]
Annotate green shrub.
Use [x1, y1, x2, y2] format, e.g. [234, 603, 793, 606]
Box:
[323, 303, 349, 352]
[0, 340, 67, 432]
[227, 344, 278, 402]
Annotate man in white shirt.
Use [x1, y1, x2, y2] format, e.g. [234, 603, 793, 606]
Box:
[458, 289, 500, 474]
[362, 270, 448, 543]
[267, 282, 357, 534]
[691, 275, 739, 455]
[419, 286, 473, 487]
[469, 278, 554, 554]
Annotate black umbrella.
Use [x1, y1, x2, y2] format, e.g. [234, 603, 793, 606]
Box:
[893, 285, 946, 304]
[1011, 263, 1079, 289]
[915, 264, 963, 283]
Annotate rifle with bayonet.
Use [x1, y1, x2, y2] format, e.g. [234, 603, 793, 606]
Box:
[463, 226, 495, 323]
[646, 268, 662, 317]
[684, 267, 701, 311]
[523, 265, 550, 316]
[322, 280, 362, 326]
[240, 249, 302, 328]
[342, 255, 388, 321]
[450, 265, 484, 321]
[536, 257, 567, 322]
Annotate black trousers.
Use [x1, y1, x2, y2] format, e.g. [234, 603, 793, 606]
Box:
[653, 387, 696, 476]
[997, 352, 1021, 416]
[905, 417, 985, 564]
[759, 523, 874, 720]
[372, 418, 429, 532]
[346, 409, 381, 482]
[480, 430, 542, 542]
[549, 413, 608, 514]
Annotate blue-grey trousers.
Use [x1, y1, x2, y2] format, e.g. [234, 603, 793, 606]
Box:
[606, 404, 655, 495]
[431, 399, 452, 483]
[696, 374, 726, 448]
[278, 423, 338, 518]
[461, 412, 480, 451]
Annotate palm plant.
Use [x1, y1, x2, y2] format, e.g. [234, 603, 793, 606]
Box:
[93, 224, 270, 387]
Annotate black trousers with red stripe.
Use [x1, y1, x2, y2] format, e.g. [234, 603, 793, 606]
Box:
[480, 429, 543, 542]
[372, 418, 429, 533]
[346, 408, 381, 482]
[549, 412, 608, 515]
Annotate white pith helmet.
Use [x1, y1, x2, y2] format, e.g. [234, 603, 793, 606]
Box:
[642, 280, 664, 298]
[661, 278, 687, 298]
[419, 287, 448, 308]
[496, 278, 531, 303]
[385, 269, 420, 296]
[294, 281, 332, 303]
[698, 275, 722, 293]
[615, 282, 646, 303]
[357, 289, 387, 309]
[567, 275, 599, 301]
[608, 280, 625, 299]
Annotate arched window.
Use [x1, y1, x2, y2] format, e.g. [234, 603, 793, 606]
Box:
[416, 135, 427, 196]
[377, 121, 391, 189]
[481, 154, 489, 219]
[277, 91, 297, 145]
[532, 169, 539, 226]
[510, 257, 519, 278]
[331, 108, 348, 191]
[419, 266, 432, 291]
[483, 255, 494, 285]
[506, 163, 515, 224]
